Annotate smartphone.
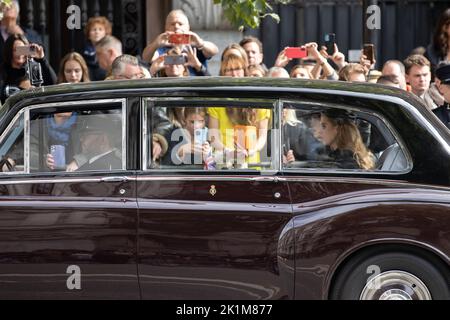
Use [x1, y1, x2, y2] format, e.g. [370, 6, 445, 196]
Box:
[285, 47, 307, 59]
[164, 55, 187, 65]
[194, 128, 208, 145]
[16, 45, 36, 56]
[363, 43, 375, 64]
[168, 33, 191, 45]
[324, 33, 336, 54]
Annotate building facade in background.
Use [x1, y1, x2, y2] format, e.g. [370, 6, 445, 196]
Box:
[15, 0, 450, 74]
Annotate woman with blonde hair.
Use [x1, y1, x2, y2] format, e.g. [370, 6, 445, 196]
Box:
[221, 43, 249, 66]
[220, 53, 248, 77]
[57, 52, 90, 83]
[318, 109, 375, 170]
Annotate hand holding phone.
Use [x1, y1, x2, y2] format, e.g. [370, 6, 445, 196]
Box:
[285, 47, 308, 59]
[164, 55, 187, 65]
[15, 45, 37, 56]
[363, 44, 375, 65]
[324, 33, 336, 55]
[169, 33, 191, 45]
[194, 128, 208, 145]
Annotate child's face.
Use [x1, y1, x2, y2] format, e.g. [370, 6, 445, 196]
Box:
[89, 23, 106, 44]
[185, 113, 205, 137]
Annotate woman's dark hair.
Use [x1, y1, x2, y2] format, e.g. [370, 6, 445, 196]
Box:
[2, 34, 29, 70]
[432, 8, 450, 58]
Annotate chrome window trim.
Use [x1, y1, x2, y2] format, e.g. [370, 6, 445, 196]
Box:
[142, 98, 149, 171]
[0, 98, 127, 175]
[0, 109, 26, 175]
[24, 109, 30, 174]
[279, 99, 414, 176]
[142, 96, 280, 173]
[120, 100, 127, 170]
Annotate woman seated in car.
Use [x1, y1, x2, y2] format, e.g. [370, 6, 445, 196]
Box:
[318, 109, 375, 170]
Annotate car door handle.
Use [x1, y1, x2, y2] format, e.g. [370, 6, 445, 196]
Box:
[251, 176, 286, 182]
[101, 176, 129, 183]
[251, 176, 275, 182]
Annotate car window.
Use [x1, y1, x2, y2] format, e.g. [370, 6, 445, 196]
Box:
[281, 102, 409, 172]
[0, 102, 126, 174]
[145, 100, 276, 172]
[0, 111, 24, 173]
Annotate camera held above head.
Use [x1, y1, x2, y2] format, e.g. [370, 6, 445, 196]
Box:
[26, 58, 43, 87]
[15, 44, 37, 57]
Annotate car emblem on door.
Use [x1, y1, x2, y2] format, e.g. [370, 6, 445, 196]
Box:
[210, 185, 217, 196]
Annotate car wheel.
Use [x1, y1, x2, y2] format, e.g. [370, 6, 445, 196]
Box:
[331, 252, 450, 300]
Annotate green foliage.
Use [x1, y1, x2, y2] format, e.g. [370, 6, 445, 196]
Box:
[213, 0, 291, 31]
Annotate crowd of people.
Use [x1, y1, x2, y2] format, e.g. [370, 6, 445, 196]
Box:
[0, 1, 450, 172]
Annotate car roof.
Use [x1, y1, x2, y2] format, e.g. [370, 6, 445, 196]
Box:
[1, 76, 418, 110]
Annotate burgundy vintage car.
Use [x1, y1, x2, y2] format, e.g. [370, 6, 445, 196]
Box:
[0, 77, 449, 300]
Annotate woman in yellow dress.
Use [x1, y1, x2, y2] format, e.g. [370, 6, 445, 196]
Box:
[208, 53, 270, 168]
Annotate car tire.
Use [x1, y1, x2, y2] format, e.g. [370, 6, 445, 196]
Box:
[330, 251, 450, 300]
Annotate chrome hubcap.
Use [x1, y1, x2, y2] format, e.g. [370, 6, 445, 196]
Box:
[360, 270, 432, 300]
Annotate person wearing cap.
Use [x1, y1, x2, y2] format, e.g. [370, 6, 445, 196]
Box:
[77, 115, 122, 171]
[433, 63, 450, 129]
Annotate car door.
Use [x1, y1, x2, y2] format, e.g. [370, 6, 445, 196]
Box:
[0, 99, 139, 299]
[279, 99, 416, 299]
[137, 97, 295, 299]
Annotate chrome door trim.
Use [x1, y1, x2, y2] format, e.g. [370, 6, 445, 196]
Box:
[0, 175, 136, 185]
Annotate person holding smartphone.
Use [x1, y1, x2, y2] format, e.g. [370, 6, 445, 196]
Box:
[0, 0, 43, 67]
[150, 46, 209, 77]
[173, 107, 212, 168]
[1, 34, 56, 103]
[143, 10, 218, 76]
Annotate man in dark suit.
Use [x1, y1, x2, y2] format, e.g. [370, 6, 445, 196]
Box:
[77, 115, 122, 171]
[433, 63, 450, 129]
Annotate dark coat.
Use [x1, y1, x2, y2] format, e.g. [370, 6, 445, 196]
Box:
[432, 103, 450, 129]
[323, 147, 360, 169]
[78, 150, 122, 171]
[82, 41, 107, 81]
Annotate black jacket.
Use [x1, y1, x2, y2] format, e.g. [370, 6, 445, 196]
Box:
[433, 103, 450, 129]
[323, 147, 359, 169]
[78, 150, 122, 171]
